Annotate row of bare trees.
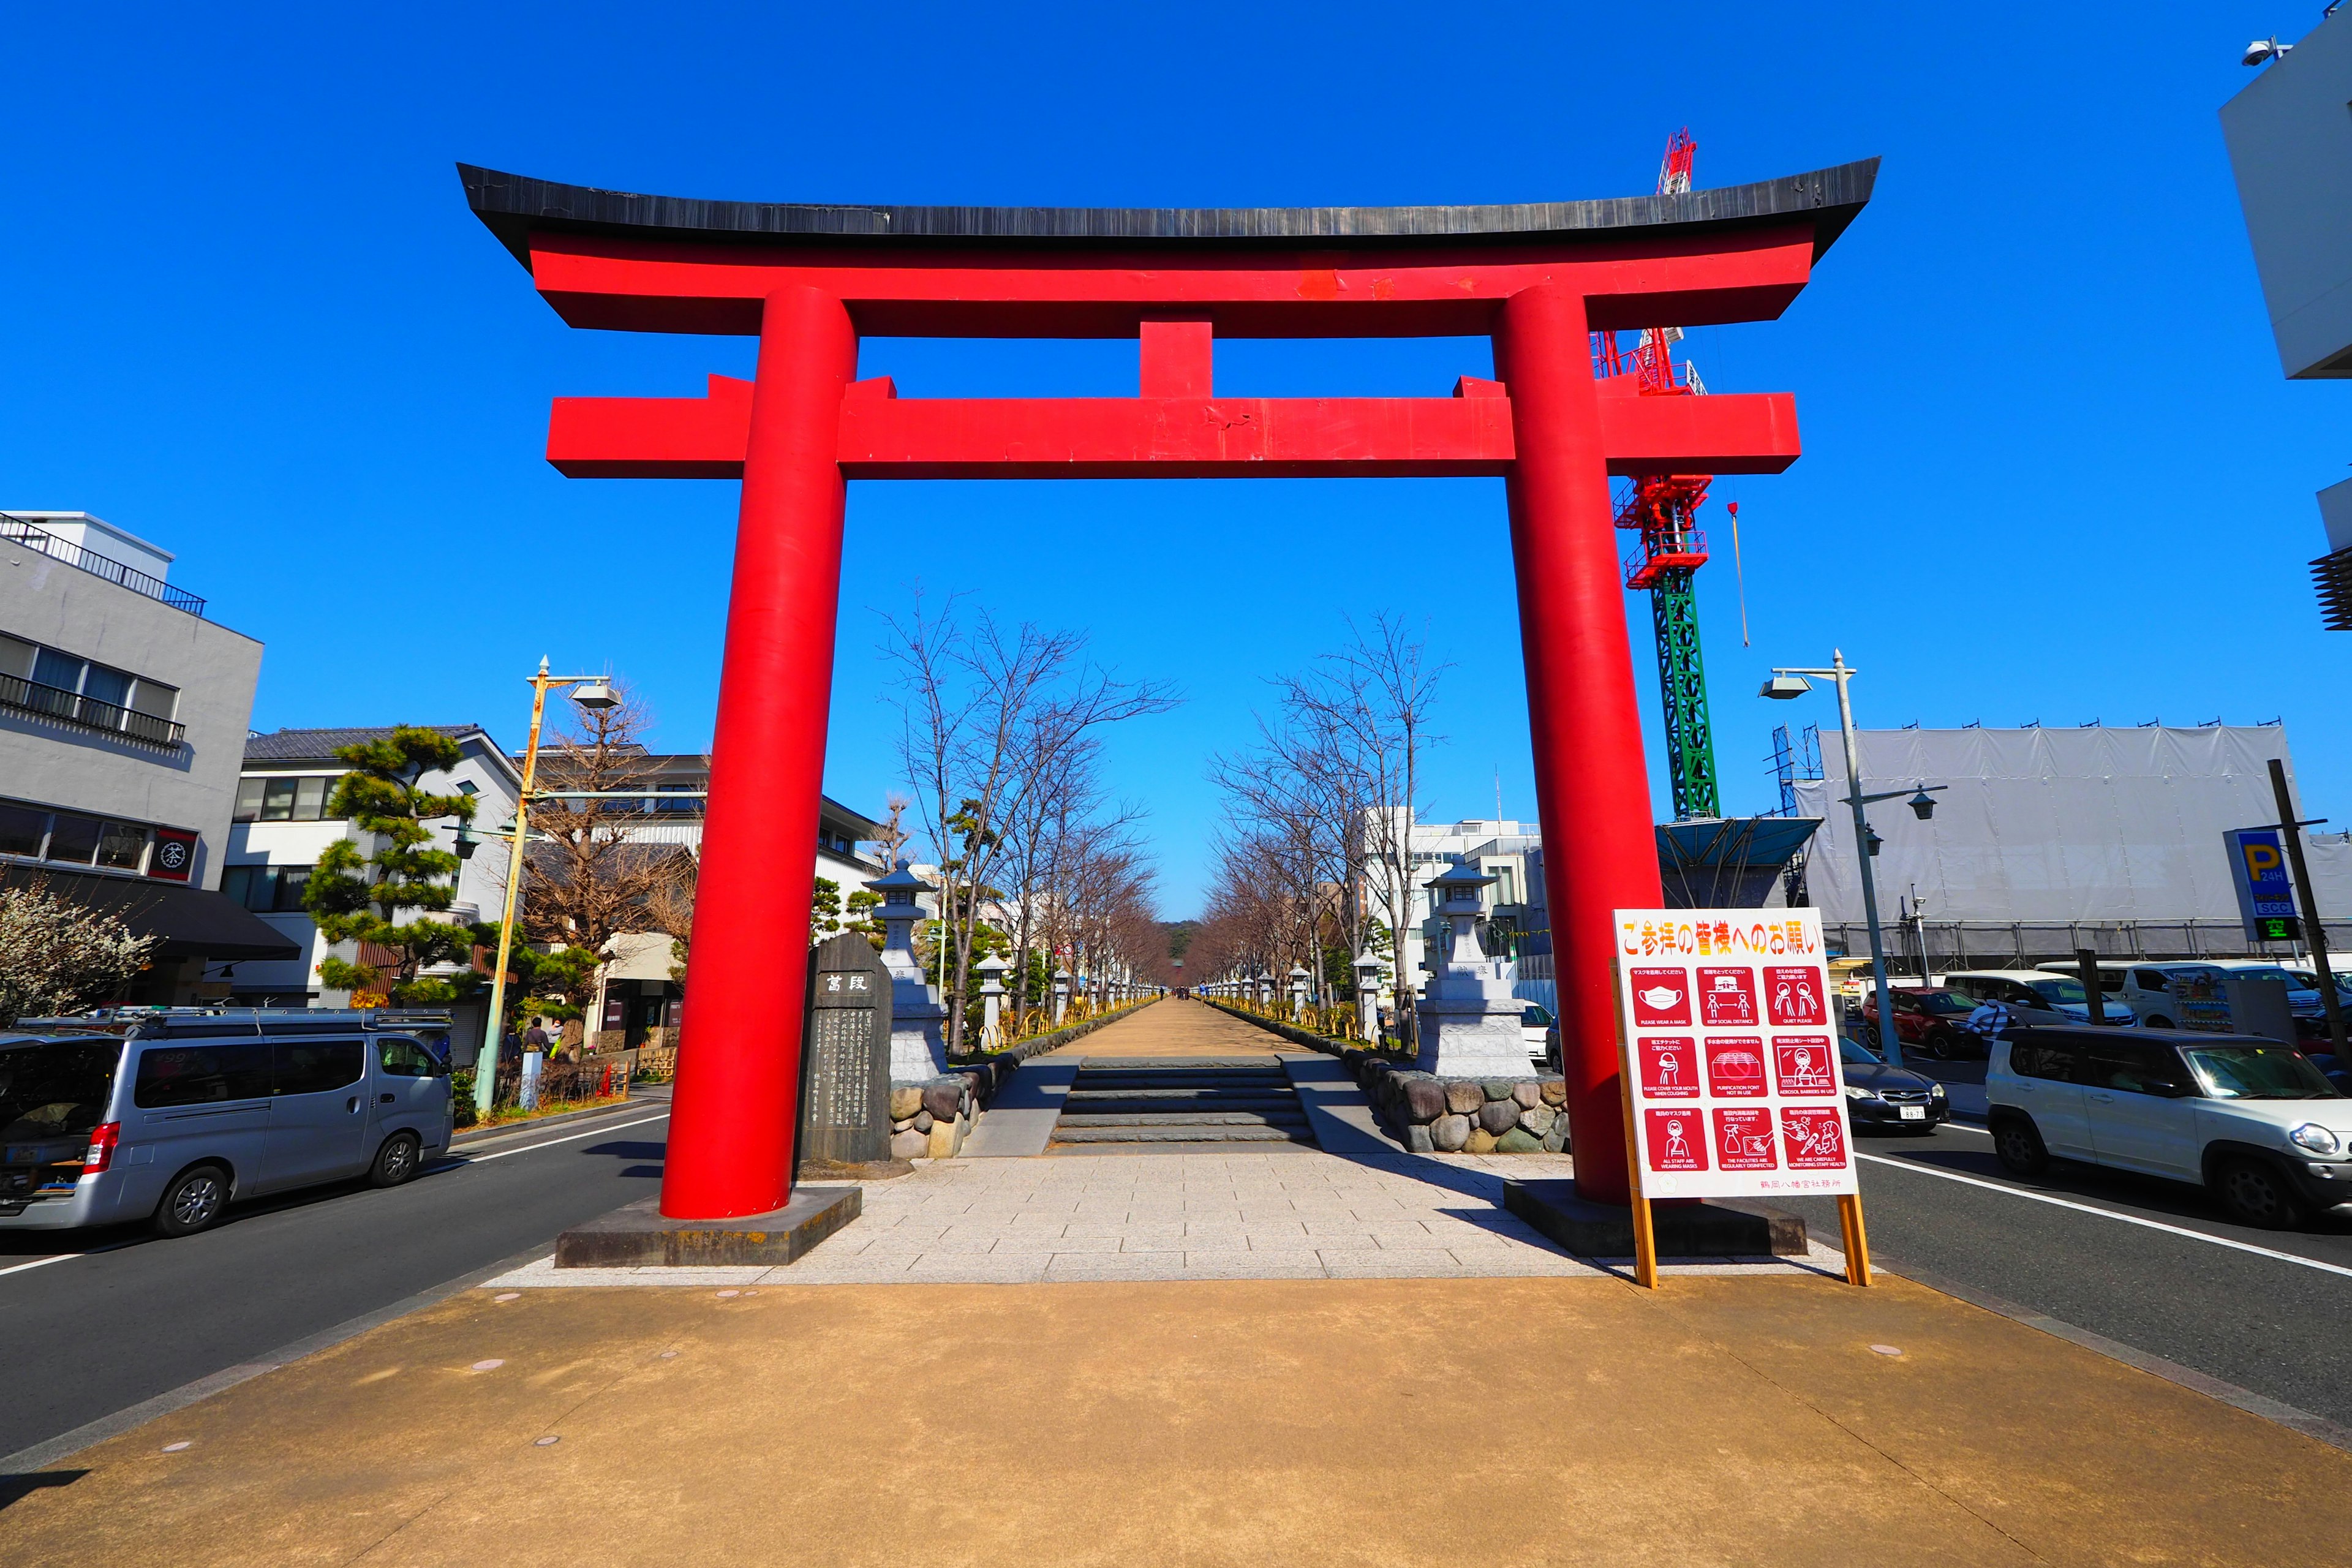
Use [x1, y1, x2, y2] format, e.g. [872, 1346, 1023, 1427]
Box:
[1190, 615, 1445, 1023]
[881, 594, 1178, 1049]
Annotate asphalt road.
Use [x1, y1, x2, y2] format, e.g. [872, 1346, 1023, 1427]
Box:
[1781, 1114, 2352, 1425]
[0, 1098, 669, 1463]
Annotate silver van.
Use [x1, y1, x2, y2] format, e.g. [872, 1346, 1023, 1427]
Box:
[0, 1009, 453, 1237]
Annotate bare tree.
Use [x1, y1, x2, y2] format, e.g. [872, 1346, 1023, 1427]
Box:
[522, 682, 670, 961]
[880, 594, 1177, 1050]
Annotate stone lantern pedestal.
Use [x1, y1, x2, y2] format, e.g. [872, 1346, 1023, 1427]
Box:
[867, 859, 949, 1084]
[1414, 862, 1537, 1078]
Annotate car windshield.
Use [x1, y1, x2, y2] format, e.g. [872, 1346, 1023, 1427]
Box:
[2026, 978, 2090, 1006]
[0, 1038, 124, 1142]
[1913, 992, 1973, 1015]
[2182, 1045, 2337, 1101]
[2233, 967, 2305, 987]
[1839, 1039, 1882, 1065]
[1521, 1006, 1551, 1027]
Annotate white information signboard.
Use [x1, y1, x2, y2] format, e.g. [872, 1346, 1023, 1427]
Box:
[1612, 908, 1859, 1202]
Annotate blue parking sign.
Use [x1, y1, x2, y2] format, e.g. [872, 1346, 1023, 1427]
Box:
[2223, 827, 2300, 941]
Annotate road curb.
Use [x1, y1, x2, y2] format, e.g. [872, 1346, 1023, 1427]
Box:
[451, 1090, 670, 1148]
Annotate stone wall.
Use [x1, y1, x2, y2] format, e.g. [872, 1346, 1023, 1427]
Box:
[888, 998, 1162, 1160]
[1204, 998, 1569, 1155]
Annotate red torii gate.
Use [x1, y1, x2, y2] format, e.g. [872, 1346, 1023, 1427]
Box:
[462, 160, 1875, 1218]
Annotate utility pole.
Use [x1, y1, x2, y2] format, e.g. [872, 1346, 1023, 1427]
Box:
[2267, 758, 2347, 1058]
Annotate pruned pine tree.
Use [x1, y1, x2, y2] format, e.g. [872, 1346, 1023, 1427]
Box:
[304, 726, 483, 1006]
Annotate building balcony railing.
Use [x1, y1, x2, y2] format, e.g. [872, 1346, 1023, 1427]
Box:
[0, 671, 186, 747]
[1, 514, 206, 617]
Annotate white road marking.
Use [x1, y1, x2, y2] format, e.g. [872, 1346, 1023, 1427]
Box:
[0, 1254, 77, 1279]
[1854, 1152, 2352, 1280]
[461, 1112, 669, 1164]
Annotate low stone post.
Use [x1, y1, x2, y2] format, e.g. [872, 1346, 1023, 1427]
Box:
[1355, 952, 1383, 1044]
[1288, 963, 1310, 1021]
[1052, 967, 1071, 1025]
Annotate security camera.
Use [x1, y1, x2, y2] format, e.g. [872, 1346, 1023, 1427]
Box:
[2244, 37, 2292, 66]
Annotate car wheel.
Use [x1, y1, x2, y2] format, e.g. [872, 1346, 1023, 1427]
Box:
[1920, 1031, 1950, 1061]
[2147, 1016, 2175, 1029]
[154, 1164, 230, 1237]
[369, 1131, 423, 1189]
[2212, 1157, 2309, 1231]
[1992, 1117, 2049, 1177]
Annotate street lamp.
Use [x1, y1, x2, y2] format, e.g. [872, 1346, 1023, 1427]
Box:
[1760, 650, 1947, 1068]
[472, 657, 622, 1121]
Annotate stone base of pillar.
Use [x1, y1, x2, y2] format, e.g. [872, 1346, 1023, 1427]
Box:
[888, 1012, 948, 1084]
[1414, 999, 1539, 1079]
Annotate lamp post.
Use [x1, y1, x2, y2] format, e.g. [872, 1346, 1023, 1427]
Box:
[975, 952, 1009, 1050]
[1287, 963, 1311, 1021]
[1760, 652, 1944, 1069]
[472, 659, 619, 1121]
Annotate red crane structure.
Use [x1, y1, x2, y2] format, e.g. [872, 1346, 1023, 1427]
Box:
[1594, 129, 1725, 821]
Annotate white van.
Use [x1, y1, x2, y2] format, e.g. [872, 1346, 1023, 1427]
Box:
[0, 1008, 453, 1237]
[1941, 970, 2135, 1028]
[1987, 1025, 2352, 1228]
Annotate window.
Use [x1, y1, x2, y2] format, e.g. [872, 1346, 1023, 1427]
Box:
[30, 647, 86, 693]
[133, 1042, 273, 1107]
[94, 821, 148, 871]
[2, 631, 184, 745]
[234, 775, 344, 824]
[223, 864, 313, 913]
[2082, 1041, 2192, 1096]
[0, 803, 43, 858]
[376, 1036, 439, 1077]
[2009, 1040, 2083, 1082]
[273, 1039, 364, 1095]
[2135, 970, 2169, 992]
[44, 814, 102, 865]
[0, 634, 32, 680]
[127, 679, 178, 722]
[0, 1039, 122, 1139]
[78, 663, 130, 709]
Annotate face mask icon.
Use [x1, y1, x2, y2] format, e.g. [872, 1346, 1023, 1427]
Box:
[1640, 986, 1682, 1011]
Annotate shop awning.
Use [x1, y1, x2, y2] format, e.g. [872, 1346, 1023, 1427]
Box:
[1, 865, 302, 962]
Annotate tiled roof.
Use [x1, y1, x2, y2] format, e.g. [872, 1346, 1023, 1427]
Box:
[244, 725, 492, 762]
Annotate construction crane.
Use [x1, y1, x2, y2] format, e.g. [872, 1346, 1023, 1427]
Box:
[1593, 128, 1725, 821]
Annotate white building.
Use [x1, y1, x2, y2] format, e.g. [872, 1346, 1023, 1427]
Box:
[214, 725, 522, 1058]
[1357, 811, 1546, 994]
[2, 510, 292, 1000]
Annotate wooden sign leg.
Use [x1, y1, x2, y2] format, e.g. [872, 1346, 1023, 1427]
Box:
[1837, 1193, 1872, 1287]
[1630, 1191, 1660, 1289]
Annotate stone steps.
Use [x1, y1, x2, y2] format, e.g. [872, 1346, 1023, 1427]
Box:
[1050, 1061, 1319, 1148]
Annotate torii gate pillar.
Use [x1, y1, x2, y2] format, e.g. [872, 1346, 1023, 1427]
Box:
[461, 157, 1877, 1218]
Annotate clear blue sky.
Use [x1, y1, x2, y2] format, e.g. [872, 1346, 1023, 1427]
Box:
[4, 4, 2338, 916]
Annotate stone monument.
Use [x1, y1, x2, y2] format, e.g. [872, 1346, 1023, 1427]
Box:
[797, 930, 894, 1166]
[867, 859, 949, 1083]
[1413, 861, 1538, 1077]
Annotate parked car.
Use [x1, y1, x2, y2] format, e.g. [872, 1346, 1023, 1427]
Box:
[1942, 970, 2138, 1028]
[2109, 963, 2235, 1030]
[1985, 1025, 2352, 1228]
[0, 1008, 453, 1237]
[1857, 987, 1983, 1060]
[1839, 1036, 1950, 1131]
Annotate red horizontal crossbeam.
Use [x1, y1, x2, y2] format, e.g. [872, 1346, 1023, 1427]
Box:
[527, 229, 1820, 339]
[547, 375, 1797, 481]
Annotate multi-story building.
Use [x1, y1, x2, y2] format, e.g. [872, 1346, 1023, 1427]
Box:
[1357, 811, 1546, 992]
[2221, 15, 2352, 622]
[1, 511, 293, 1000]
[214, 725, 522, 1059]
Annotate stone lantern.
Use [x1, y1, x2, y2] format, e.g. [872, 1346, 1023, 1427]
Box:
[974, 952, 1011, 1051]
[1413, 860, 1535, 1077]
[867, 859, 948, 1082]
[1052, 966, 1072, 1025]
[1354, 951, 1384, 1044]
[1287, 963, 1311, 1019]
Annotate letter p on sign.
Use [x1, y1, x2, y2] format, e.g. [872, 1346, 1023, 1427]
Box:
[2245, 842, 2283, 879]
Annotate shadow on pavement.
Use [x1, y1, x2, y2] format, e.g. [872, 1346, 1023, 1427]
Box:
[0, 1470, 85, 1510]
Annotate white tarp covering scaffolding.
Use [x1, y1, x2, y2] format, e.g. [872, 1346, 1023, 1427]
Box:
[1790, 726, 2352, 929]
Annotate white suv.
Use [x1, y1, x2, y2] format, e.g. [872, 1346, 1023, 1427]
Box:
[1986, 1027, 2352, 1229]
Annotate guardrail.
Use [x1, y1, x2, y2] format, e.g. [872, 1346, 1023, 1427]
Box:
[0, 514, 206, 617]
[0, 670, 186, 746]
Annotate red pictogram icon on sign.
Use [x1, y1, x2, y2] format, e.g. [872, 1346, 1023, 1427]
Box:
[1773, 1036, 1838, 1096]
[1696, 967, 1757, 1026]
[1704, 1036, 1766, 1097]
[1630, 968, 1692, 1027]
[1644, 1108, 1709, 1172]
[1780, 1107, 1849, 1169]
[1713, 1107, 1778, 1170]
[1763, 966, 1826, 1025]
[1638, 1037, 1698, 1098]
